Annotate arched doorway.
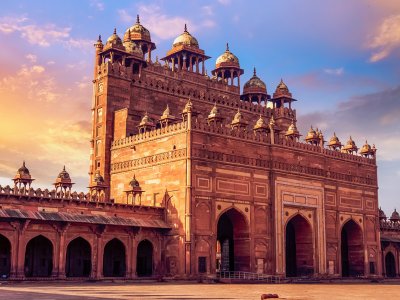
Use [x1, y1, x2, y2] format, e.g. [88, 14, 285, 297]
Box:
[341, 219, 364, 277]
[0, 234, 11, 278]
[103, 238, 126, 277]
[216, 208, 250, 272]
[136, 240, 153, 277]
[385, 252, 396, 278]
[24, 235, 53, 277]
[285, 214, 314, 277]
[65, 237, 91, 277]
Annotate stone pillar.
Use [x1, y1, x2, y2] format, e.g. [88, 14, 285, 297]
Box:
[202, 60, 205, 75]
[189, 55, 193, 72]
[94, 233, 104, 279]
[230, 69, 234, 85]
[148, 46, 152, 63]
[195, 57, 199, 73]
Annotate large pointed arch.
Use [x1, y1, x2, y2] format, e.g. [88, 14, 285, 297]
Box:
[216, 207, 250, 272]
[65, 237, 91, 277]
[0, 234, 11, 278]
[285, 214, 314, 277]
[341, 219, 364, 277]
[103, 238, 126, 277]
[24, 235, 53, 277]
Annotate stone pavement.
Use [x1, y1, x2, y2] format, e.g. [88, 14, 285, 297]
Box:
[0, 282, 400, 300]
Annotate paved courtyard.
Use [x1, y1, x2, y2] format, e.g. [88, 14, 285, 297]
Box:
[0, 282, 400, 300]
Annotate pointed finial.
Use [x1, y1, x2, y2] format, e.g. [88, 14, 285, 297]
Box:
[23, 160, 26, 167]
[63, 165, 66, 171]
[136, 14, 140, 23]
[184, 23, 187, 32]
[333, 132, 337, 137]
[113, 28, 117, 35]
[226, 42, 229, 51]
[98, 35, 102, 42]
[253, 67, 256, 76]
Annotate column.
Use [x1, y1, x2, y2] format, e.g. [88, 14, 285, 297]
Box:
[177, 56, 181, 70]
[57, 230, 67, 278]
[195, 57, 199, 73]
[230, 69, 234, 86]
[202, 60, 205, 75]
[189, 55, 193, 72]
[148, 46, 152, 63]
[171, 58, 175, 72]
[182, 53, 187, 70]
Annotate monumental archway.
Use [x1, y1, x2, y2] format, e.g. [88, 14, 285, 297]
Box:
[341, 219, 364, 277]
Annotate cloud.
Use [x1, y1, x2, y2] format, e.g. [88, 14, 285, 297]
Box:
[368, 14, 400, 62]
[119, 4, 216, 41]
[298, 86, 400, 161]
[323, 67, 344, 76]
[90, 0, 104, 11]
[25, 54, 37, 63]
[0, 16, 92, 50]
[202, 6, 214, 16]
[218, 0, 231, 5]
[0, 64, 59, 102]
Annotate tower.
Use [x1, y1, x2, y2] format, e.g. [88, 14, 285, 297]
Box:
[90, 24, 151, 198]
[270, 79, 297, 129]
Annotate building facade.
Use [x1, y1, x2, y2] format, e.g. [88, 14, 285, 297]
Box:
[0, 16, 388, 280]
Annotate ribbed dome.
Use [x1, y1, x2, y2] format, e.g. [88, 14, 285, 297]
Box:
[243, 68, 266, 91]
[57, 166, 70, 180]
[216, 43, 239, 68]
[106, 28, 124, 49]
[124, 15, 152, 42]
[130, 175, 140, 188]
[173, 24, 199, 48]
[18, 161, 30, 176]
[275, 79, 289, 94]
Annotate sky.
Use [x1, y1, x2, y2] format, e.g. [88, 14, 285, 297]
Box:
[0, 0, 399, 214]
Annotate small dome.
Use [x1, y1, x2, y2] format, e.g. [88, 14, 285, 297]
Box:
[254, 115, 266, 128]
[286, 120, 300, 136]
[18, 161, 30, 176]
[216, 43, 239, 68]
[390, 209, 400, 222]
[94, 171, 105, 184]
[306, 126, 318, 140]
[124, 15, 152, 43]
[243, 68, 267, 91]
[379, 207, 387, 220]
[360, 140, 375, 157]
[182, 98, 193, 114]
[130, 175, 140, 188]
[273, 78, 292, 98]
[57, 166, 70, 180]
[328, 132, 342, 149]
[106, 28, 124, 49]
[173, 24, 199, 48]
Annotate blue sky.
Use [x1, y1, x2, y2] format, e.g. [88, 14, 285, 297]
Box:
[0, 0, 399, 214]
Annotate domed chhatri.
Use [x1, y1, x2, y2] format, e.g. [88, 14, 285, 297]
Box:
[390, 209, 400, 222]
[161, 24, 209, 74]
[285, 119, 301, 141]
[379, 207, 387, 220]
[124, 15, 156, 62]
[328, 132, 342, 151]
[360, 140, 376, 157]
[13, 161, 34, 189]
[173, 24, 199, 48]
[129, 174, 141, 188]
[231, 108, 248, 130]
[211, 43, 244, 87]
[17, 161, 31, 178]
[241, 67, 269, 104]
[54, 166, 74, 193]
[305, 126, 320, 145]
[270, 79, 296, 112]
[342, 136, 358, 154]
[138, 112, 155, 134]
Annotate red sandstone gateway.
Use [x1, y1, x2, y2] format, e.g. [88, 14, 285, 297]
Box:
[1, 15, 397, 281]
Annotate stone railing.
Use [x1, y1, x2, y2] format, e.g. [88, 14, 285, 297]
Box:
[112, 121, 187, 149]
[380, 220, 400, 231]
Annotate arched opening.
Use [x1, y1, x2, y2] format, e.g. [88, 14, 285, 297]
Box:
[24, 235, 53, 277]
[341, 219, 364, 277]
[65, 237, 91, 277]
[285, 214, 314, 277]
[385, 252, 396, 278]
[103, 238, 126, 277]
[136, 239, 153, 277]
[0, 234, 11, 278]
[216, 208, 249, 272]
